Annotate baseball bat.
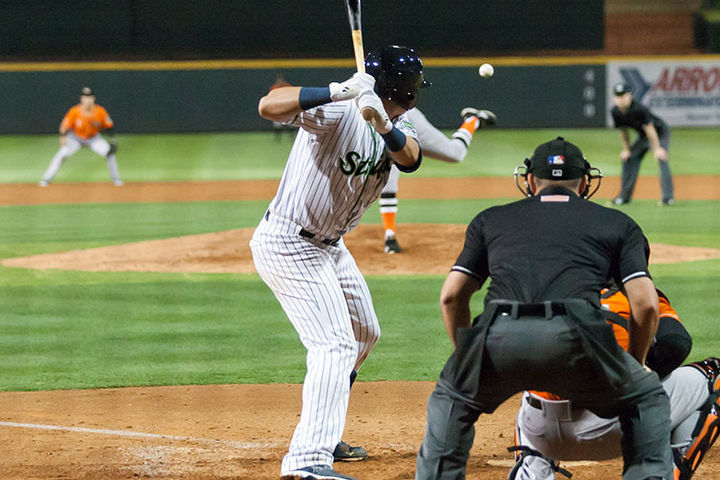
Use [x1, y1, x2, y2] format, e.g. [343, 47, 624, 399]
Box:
[344, 0, 375, 122]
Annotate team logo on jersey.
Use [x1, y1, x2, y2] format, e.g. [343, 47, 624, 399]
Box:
[338, 151, 391, 178]
[547, 155, 565, 165]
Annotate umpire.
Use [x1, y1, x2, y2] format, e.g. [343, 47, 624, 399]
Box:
[611, 82, 674, 206]
[415, 137, 673, 480]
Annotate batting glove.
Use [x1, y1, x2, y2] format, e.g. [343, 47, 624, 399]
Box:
[329, 72, 375, 102]
[460, 107, 497, 127]
[356, 90, 392, 133]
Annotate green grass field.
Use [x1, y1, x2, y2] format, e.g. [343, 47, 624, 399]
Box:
[0, 128, 718, 391]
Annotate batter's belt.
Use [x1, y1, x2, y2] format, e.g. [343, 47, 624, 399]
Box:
[265, 210, 340, 246]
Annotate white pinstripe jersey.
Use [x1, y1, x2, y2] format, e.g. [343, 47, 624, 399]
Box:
[268, 99, 418, 239]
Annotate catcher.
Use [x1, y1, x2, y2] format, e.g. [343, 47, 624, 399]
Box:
[511, 284, 720, 480]
[39, 87, 123, 187]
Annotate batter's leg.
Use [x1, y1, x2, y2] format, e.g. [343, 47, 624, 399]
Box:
[619, 139, 648, 202]
[41, 137, 81, 184]
[336, 244, 381, 370]
[250, 223, 359, 474]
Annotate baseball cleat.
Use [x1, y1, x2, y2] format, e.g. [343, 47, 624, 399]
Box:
[333, 440, 367, 462]
[38, 180, 49, 187]
[384, 235, 402, 254]
[281, 464, 358, 480]
[113, 179, 125, 187]
[460, 107, 496, 127]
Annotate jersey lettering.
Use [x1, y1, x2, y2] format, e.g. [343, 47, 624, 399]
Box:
[338, 151, 391, 178]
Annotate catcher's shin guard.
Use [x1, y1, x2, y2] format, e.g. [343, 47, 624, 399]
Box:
[673, 357, 720, 480]
[507, 446, 572, 479]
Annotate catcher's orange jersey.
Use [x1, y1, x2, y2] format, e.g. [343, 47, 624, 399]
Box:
[61, 105, 113, 140]
[530, 288, 680, 401]
[602, 287, 680, 351]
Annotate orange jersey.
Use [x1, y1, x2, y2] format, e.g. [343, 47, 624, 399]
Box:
[530, 288, 680, 401]
[61, 104, 113, 140]
[601, 287, 680, 351]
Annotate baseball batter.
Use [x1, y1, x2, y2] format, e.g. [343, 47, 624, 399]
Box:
[379, 107, 496, 253]
[511, 288, 720, 480]
[250, 45, 428, 480]
[39, 87, 123, 187]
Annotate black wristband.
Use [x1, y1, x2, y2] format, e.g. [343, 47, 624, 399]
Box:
[381, 126, 407, 152]
[298, 87, 332, 110]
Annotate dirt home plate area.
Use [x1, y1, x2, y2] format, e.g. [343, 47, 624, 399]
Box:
[1, 176, 719, 479]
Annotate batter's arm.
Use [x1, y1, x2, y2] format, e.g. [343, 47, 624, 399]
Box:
[258, 86, 304, 123]
[440, 271, 483, 347]
[387, 137, 421, 170]
[624, 276, 659, 365]
[259, 73, 374, 124]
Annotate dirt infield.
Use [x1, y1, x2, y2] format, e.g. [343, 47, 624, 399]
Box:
[1, 383, 717, 479]
[1, 176, 719, 479]
[4, 224, 720, 274]
[1, 174, 719, 206]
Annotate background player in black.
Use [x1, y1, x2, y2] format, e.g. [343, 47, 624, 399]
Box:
[415, 137, 673, 480]
[611, 82, 675, 206]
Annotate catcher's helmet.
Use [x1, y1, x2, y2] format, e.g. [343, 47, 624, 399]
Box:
[364, 45, 431, 110]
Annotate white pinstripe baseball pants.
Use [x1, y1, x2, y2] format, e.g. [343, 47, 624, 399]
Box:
[249, 213, 381, 473]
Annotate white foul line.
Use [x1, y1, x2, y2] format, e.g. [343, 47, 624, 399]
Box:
[0, 421, 278, 449]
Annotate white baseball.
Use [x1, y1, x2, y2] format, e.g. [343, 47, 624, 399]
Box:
[479, 63, 494, 78]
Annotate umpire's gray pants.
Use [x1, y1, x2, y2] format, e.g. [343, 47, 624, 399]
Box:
[619, 130, 674, 202]
[415, 310, 673, 480]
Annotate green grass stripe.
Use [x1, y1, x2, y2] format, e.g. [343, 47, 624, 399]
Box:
[4, 128, 720, 183]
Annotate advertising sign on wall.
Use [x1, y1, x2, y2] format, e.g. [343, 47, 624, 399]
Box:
[607, 60, 720, 126]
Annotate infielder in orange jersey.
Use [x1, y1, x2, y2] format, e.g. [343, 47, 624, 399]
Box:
[39, 87, 123, 187]
[511, 285, 720, 480]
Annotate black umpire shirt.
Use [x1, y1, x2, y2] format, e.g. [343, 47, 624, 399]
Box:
[611, 100, 668, 138]
[453, 185, 650, 308]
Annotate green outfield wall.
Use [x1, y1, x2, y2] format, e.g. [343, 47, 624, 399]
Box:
[0, 1, 603, 60]
[0, 59, 607, 134]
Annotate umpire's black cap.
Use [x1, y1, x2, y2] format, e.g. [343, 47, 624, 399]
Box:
[527, 137, 588, 180]
[613, 82, 631, 96]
